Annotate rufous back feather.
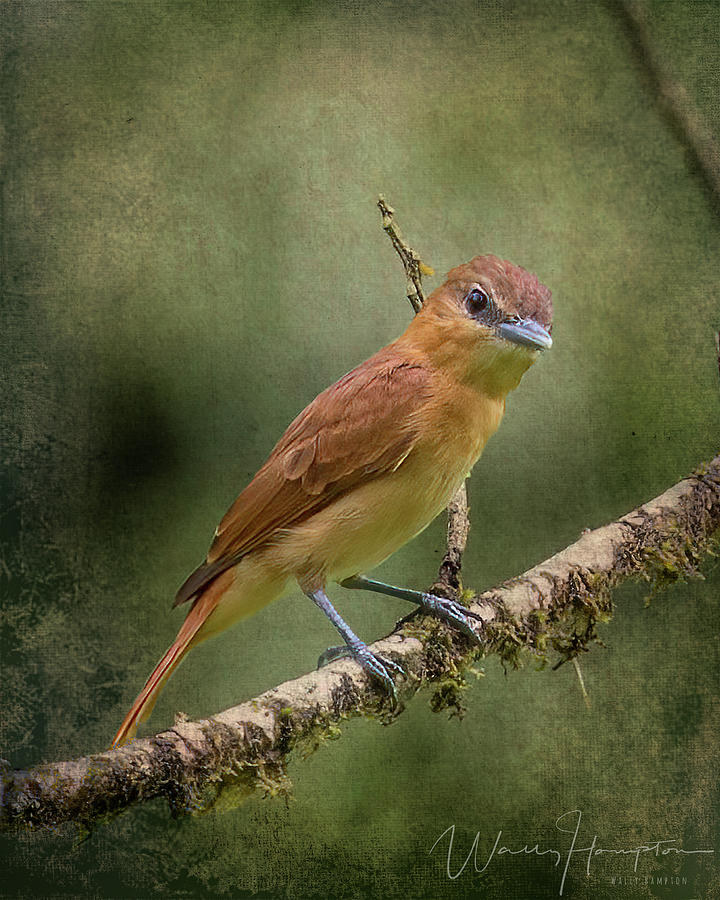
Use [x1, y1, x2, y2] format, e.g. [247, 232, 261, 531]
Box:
[174, 351, 431, 606]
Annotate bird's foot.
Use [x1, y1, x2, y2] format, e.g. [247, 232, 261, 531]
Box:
[317, 641, 404, 706]
[340, 575, 484, 644]
[402, 593, 484, 643]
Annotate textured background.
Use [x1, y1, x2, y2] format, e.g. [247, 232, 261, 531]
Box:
[1, 1, 719, 897]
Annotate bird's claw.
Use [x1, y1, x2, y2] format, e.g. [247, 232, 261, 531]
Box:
[405, 593, 484, 643]
[317, 642, 404, 706]
[317, 645, 353, 667]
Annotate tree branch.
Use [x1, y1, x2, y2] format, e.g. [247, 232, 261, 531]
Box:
[616, 0, 720, 209]
[1, 457, 718, 832]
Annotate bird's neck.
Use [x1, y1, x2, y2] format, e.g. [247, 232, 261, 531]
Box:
[397, 310, 537, 399]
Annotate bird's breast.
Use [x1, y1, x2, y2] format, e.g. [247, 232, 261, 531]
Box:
[272, 386, 505, 590]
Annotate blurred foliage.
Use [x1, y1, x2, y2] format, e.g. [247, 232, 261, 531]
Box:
[1, 1, 718, 897]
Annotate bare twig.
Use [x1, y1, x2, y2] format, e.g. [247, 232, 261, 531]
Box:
[377, 195, 434, 313]
[433, 481, 470, 597]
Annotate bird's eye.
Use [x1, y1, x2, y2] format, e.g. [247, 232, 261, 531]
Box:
[466, 287, 490, 317]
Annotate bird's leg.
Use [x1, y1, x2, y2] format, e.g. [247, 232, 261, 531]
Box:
[339, 574, 483, 643]
[307, 588, 404, 705]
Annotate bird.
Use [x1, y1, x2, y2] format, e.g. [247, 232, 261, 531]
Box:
[110, 254, 553, 748]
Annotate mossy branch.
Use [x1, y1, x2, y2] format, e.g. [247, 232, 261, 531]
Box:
[1, 456, 718, 833]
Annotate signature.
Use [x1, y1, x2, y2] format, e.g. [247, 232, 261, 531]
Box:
[429, 810, 715, 896]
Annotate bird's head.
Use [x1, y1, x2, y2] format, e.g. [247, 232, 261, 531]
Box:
[407, 254, 553, 395]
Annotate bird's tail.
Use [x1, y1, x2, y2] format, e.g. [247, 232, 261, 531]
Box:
[110, 570, 233, 749]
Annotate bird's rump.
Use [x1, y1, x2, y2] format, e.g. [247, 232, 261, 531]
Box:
[174, 351, 431, 606]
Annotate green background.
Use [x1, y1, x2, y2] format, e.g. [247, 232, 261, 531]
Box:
[1, 1, 718, 897]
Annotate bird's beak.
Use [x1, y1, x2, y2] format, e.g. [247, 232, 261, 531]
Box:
[497, 318, 553, 351]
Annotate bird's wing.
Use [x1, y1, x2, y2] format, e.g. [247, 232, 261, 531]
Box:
[174, 351, 431, 605]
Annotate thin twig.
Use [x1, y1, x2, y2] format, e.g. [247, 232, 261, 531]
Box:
[433, 481, 470, 597]
[377, 195, 434, 313]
